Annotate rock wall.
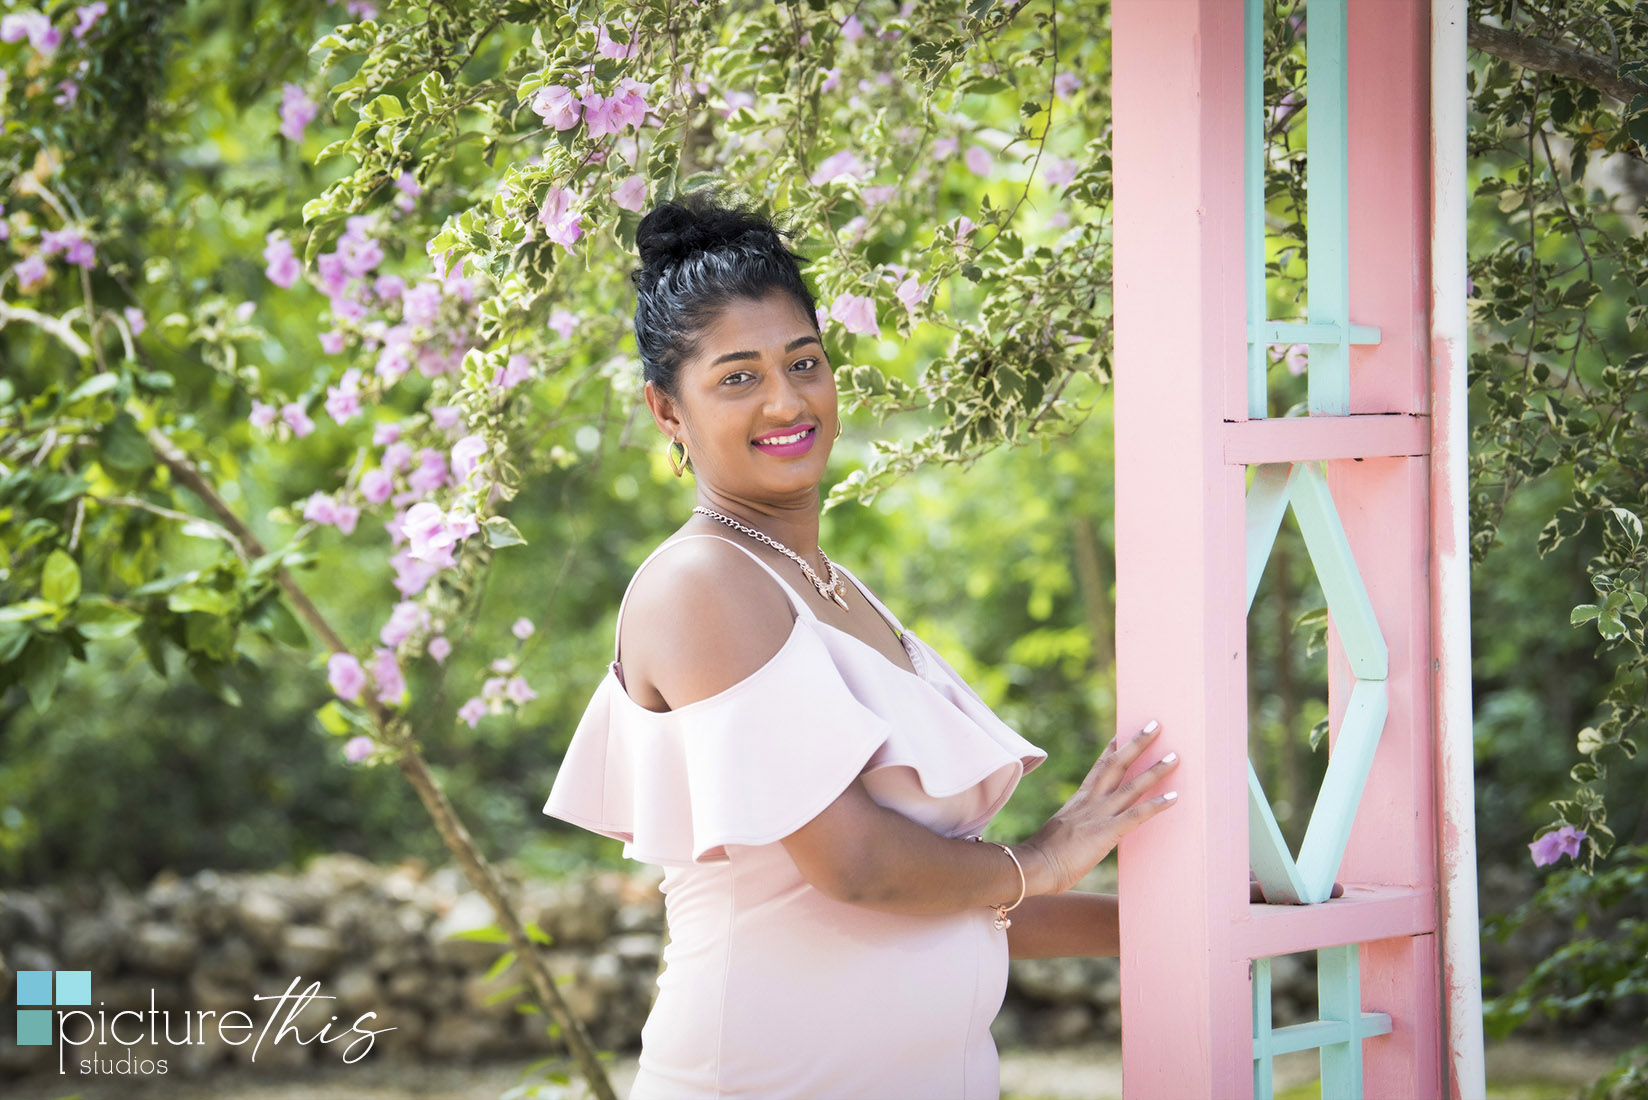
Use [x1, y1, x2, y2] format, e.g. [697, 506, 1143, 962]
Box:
[0, 853, 1582, 1082]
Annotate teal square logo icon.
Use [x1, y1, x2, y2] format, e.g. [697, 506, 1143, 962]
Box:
[13, 970, 91, 1045]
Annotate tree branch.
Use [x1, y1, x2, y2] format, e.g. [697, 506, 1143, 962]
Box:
[1468, 21, 1648, 105]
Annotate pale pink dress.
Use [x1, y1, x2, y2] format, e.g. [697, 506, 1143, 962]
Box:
[542, 534, 1048, 1099]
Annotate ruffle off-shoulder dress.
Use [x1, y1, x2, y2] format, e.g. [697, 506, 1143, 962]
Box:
[542, 534, 1047, 1099]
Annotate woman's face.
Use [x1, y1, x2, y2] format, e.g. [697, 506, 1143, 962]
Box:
[649, 290, 838, 501]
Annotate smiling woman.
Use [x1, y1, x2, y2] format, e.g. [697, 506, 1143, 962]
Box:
[540, 188, 1179, 1100]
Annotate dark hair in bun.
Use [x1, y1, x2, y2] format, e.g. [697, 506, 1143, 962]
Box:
[631, 185, 821, 398]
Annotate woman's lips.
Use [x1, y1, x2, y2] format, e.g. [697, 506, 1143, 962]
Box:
[751, 425, 817, 456]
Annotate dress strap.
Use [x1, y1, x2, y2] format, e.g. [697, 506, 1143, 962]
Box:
[830, 559, 907, 638]
[613, 533, 820, 663]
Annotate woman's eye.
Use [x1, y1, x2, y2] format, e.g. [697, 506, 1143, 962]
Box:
[792, 357, 819, 371]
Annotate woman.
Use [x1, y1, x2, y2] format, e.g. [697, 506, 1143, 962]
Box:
[542, 187, 1179, 1100]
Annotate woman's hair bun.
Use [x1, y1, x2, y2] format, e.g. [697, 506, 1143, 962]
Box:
[635, 186, 786, 271]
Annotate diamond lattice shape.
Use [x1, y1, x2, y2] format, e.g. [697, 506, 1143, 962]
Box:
[1245, 462, 1389, 904]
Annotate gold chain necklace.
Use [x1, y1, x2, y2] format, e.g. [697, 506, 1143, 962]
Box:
[691, 506, 850, 610]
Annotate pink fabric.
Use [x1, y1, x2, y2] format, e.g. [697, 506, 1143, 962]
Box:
[543, 535, 1047, 1098]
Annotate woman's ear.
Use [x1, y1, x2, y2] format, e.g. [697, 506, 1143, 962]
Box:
[644, 380, 685, 440]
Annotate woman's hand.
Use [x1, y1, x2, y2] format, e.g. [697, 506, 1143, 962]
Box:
[1018, 720, 1180, 896]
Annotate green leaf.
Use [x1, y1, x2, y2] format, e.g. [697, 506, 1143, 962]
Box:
[247, 596, 308, 648]
[0, 599, 60, 623]
[1577, 727, 1606, 755]
[65, 372, 121, 405]
[41, 550, 81, 605]
[167, 586, 236, 615]
[21, 636, 69, 711]
[482, 516, 526, 549]
[1571, 604, 1601, 625]
[315, 701, 352, 736]
[99, 413, 155, 472]
[75, 598, 143, 640]
[484, 949, 518, 983]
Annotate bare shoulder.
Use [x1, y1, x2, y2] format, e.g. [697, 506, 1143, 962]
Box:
[619, 536, 798, 711]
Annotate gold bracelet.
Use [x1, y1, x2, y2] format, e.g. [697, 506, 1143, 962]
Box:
[967, 835, 1026, 930]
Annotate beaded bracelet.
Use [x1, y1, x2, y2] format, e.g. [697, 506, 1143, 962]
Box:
[967, 835, 1026, 930]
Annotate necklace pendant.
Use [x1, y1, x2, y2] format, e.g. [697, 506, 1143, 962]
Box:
[830, 589, 850, 611]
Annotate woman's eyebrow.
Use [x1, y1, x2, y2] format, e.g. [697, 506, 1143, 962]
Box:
[709, 335, 821, 367]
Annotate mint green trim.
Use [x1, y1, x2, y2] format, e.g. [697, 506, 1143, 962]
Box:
[1305, 0, 1352, 414]
[1285, 462, 1389, 680]
[1250, 322, 1381, 345]
[1245, 463, 1296, 614]
[1253, 956, 1276, 1099]
[1245, 0, 1268, 418]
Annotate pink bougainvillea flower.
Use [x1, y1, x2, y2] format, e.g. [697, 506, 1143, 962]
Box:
[718, 90, 755, 121]
[579, 91, 621, 138]
[337, 216, 385, 277]
[427, 635, 452, 663]
[821, 67, 841, 94]
[1284, 343, 1308, 376]
[490, 657, 515, 675]
[124, 306, 146, 335]
[1, 11, 60, 54]
[861, 185, 897, 209]
[457, 697, 487, 728]
[319, 330, 347, 355]
[54, 80, 79, 108]
[492, 354, 532, 391]
[375, 343, 411, 384]
[504, 676, 538, 705]
[482, 675, 508, 700]
[380, 600, 430, 648]
[1529, 825, 1586, 867]
[829, 294, 880, 338]
[953, 215, 976, 239]
[360, 468, 394, 505]
[538, 186, 584, 249]
[328, 652, 366, 703]
[393, 171, 419, 212]
[324, 368, 364, 424]
[609, 78, 651, 130]
[390, 547, 439, 597]
[249, 401, 277, 431]
[373, 422, 402, 447]
[1054, 71, 1082, 98]
[613, 174, 648, 212]
[372, 274, 405, 302]
[932, 136, 959, 160]
[451, 434, 487, 482]
[401, 280, 443, 326]
[343, 735, 375, 763]
[263, 232, 301, 288]
[13, 254, 49, 291]
[530, 84, 582, 131]
[841, 13, 864, 40]
[815, 306, 828, 332]
[1044, 156, 1078, 188]
[548, 309, 579, 339]
[303, 491, 360, 535]
[371, 648, 405, 705]
[281, 402, 315, 438]
[596, 22, 639, 59]
[809, 150, 867, 187]
[279, 83, 318, 143]
[1049, 210, 1070, 229]
[895, 275, 928, 316]
[429, 405, 462, 431]
[346, 1, 378, 20]
[512, 617, 535, 640]
[381, 439, 412, 472]
[403, 502, 475, 568]
[407, 448, 450, 494]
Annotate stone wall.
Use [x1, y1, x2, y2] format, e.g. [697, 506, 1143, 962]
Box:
[0, 853, 1589, 1082]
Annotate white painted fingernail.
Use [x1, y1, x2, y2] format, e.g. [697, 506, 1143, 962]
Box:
[1142, 720, 1159, 734]
[1163, 791, 1178, 801]
[1162, 752, 1178, 764]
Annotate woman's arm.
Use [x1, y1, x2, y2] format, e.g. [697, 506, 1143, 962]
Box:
[1004, 892, 1119, 959]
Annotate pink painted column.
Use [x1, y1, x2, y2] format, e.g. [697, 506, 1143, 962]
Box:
[1113, 1, 1252, 1096]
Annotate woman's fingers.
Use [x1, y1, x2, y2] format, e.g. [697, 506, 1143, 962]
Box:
[1091, 720, 1163, 791]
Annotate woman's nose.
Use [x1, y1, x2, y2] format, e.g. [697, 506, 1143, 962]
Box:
[762, 370, 808, 416]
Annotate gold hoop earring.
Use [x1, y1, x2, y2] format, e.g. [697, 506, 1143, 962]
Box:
[834, 419, 843, 439]
[668, 438, 689, 478]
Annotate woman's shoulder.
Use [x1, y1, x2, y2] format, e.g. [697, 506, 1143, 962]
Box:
[619, 532, 802, 711]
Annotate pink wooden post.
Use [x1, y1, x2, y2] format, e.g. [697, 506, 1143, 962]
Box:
[1112, 0, 1478, 1095]
[1112, 1, 1253, 1095]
